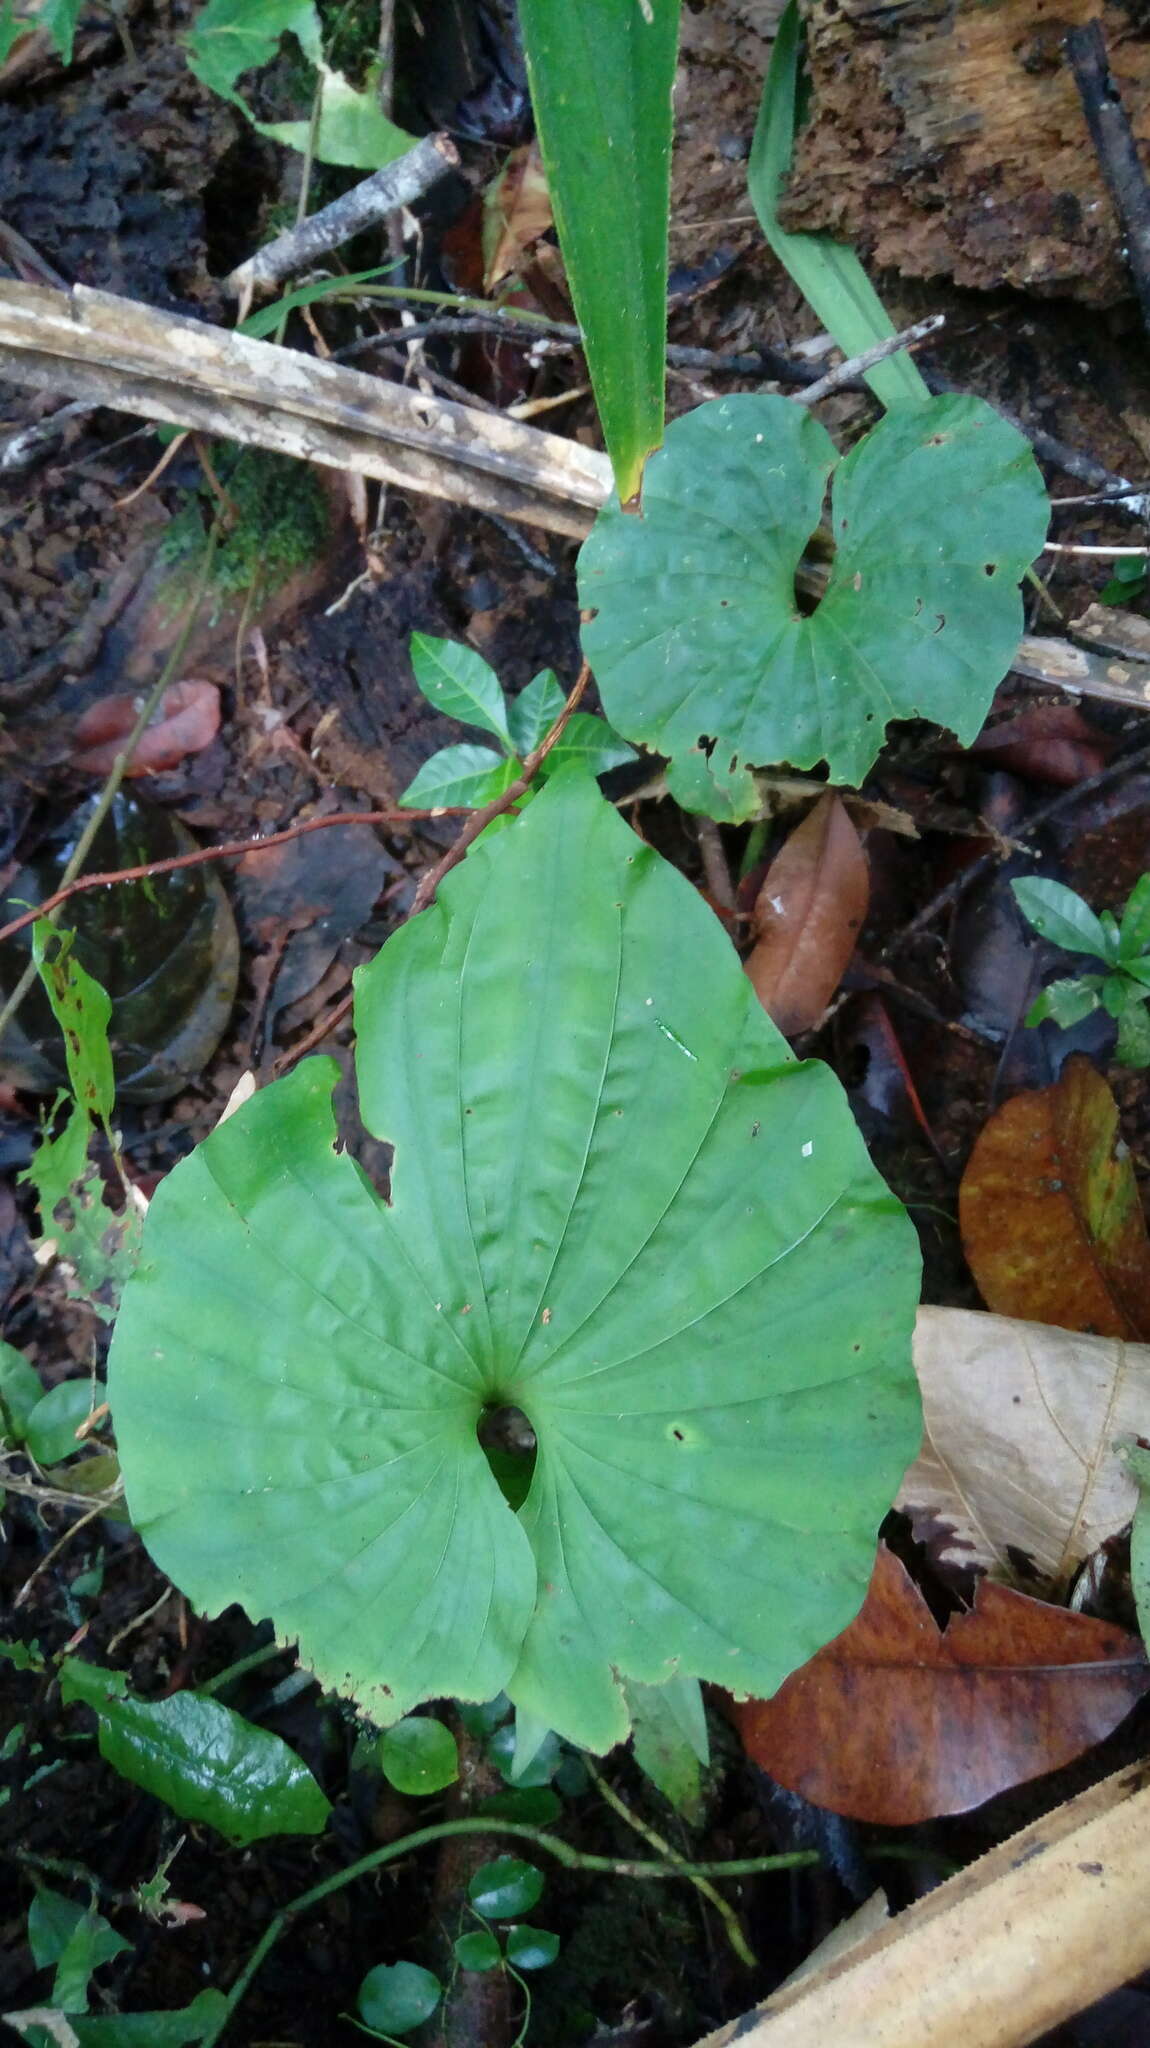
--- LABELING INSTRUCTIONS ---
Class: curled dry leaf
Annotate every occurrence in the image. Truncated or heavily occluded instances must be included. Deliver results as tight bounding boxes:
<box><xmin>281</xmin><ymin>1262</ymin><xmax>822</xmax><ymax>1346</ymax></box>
<box><xmin>71</xmin><ymin>682</ymin><xmax>221</xmax><ymax>776</ymax></box>
<box><xmin>483</xmin><ymin>140</ymin><xmax>554</xmax><ymax>291</ymax></box>
<box><xmin>959</xmin><ymin>1054</ymin><xmax>1150</xmax><ymax>1338</ymax></box>
<box><xmin>727</xmin><ymin>1543</ymin><xmax>1149</xmax><ymax>1824</ymax></box>
<box><xmin>744</xmin><ymin>793</ymin><xmax>869</xmax><ymax>1036</ymax></box>
<box><xmin>900</xmin><ymin>1305</ymin><xmax>1150</xmax><ymax>1590</ymax></box>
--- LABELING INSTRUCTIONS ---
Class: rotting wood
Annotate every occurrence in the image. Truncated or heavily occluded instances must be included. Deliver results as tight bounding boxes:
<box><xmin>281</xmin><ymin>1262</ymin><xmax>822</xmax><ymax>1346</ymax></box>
<box><xmin>784</xmin><ymin>0</ymin><xmax>1150</xmax><ymax>304</ymax></box>
<box><xmin>693</xmin><ymin>1760</ymin><xmax>1150</xmax><ymax>2048</ymax></box>
<box><xmin>0</xmin><ymin>282</ymin><xmax>612</xmax><ymax>540</ymax></box>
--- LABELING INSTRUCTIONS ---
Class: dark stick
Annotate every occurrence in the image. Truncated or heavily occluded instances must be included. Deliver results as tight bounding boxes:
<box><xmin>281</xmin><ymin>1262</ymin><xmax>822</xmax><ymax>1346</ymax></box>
<box><xmin>1067</xmin><ymin>19</ymin><xmax>1150</xmax><ymax>341</ymax></box>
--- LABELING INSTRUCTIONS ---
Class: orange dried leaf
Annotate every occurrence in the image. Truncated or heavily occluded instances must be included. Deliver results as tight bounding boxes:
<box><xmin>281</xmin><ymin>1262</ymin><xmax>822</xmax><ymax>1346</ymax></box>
<box><xmin>71</xmin><ymin>682</ymin><xmax>221</xmax><ymax>777</ymax></box>
<box><xmin>744</xmin><ymin>793</ymin><xmax>869</xmax><ymax>1035</ymax></box>
<box><xmin>959</xmin><ymin>1053</ymin><xmax>1150</xmax><ymax>1338</ymax></box>
<box><xmin>727</xmin><ymin>1544</ymin><xmax>1149</xmax><ymax>1823</ymax></box>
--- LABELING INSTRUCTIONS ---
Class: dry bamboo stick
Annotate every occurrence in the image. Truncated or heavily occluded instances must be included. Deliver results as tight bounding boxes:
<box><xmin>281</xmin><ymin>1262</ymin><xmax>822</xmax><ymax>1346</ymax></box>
<box><xmin>0</xmin><ymin>282</ymin><xmax>612</xmax><ymax>538</ymax></box>
<box><xmin>694</xmin><ymin>1761</ymin><xmax>1150</xmax><ymax>2048</ymax></box>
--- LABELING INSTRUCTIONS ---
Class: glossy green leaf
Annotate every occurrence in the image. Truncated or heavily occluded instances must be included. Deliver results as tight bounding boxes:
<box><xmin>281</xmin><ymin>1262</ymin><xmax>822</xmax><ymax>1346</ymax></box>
<box><xmin>468</xmin><ymin>1857</ymin><xmax>544</xmax><ymax>1921</ymax></box>
<box><xmin>378</xmin><ymin>1715</ymin><xmax>459</xmax><ymax>1796</ymax></box>
<box><xmin>0</xmin><ymin>1341</ymin><xmax>43</xmax><ymax>1446</ymax></box>
<box><xmin>78</xmin><ymin>1992</ymin><xmax>227</xmax><ymax>2046</ymax></box>
<box><xmin>186</xmin><ymin>0</ymin><xmax>323</xmax><ymax>110</ymax></box>
<box><xmin>24</xmin><ymin>1380</ymin><xmax>99</xmax><ymax>1467</ymax></box>
<box><xmin>259</xmin><ymin>64</ymin><xmax>416</xmax><ymax>169</ymax></box>
<box><xmin>488</xmin><ymin>1721</ymin><xmax>561</xmax><ymax>1788</ymax></box>
<box><xmin>357</xmin><ymin>1962</ymin><xmax>441</xmax><ymax>2035</ymax></box>
<box><xmin>400</xmin><ymin>746</ymin><xmax>519</xmax><ymax>811</ymax></box>
<box><xmin>625</xmin><ymin>1673</ymin><xmax>709</xmax><ymax>1819</ymax></box>
<box><xmin>1119</xmin><ymin>875</ymin><xmax>1150</xmax><ymax>961</ymax></box>
<box><xmin>518</xmin><ymin>0</ymin><xmax>680</xmax><ymax>502</ymax></box>
<box><xmin>542</xmin><ymin>714</ymin><xmax>636</xmax><ymax>779</ymax></box>
<box><xmin>504</xmin><ymin>1924</ymin><xmax>560</xmax><ymax>1971</ymax></box>
<box><xmin>476</xmin><ymin>1786</ymin><xmax>562</xmax><ymax>1826</ymax></box>
<box><xmin>507</xmin><ymin>672</ymin><xmax>566</xmax><ymax>756</ymax></box>
<box><xmin>109</xmin><ymin>773</ymin><xmax>920</xmax><ymax>1750</ymax></box>
<box><xmin>1024</xmin><ymin>978</ymin><xmax>1102</xmax><ymax>1032</ymax></box>
<box><xmin>4</xmin><ymin>1998</ymin><xmax>227</xmax><ymax>2048</ymax></box>
<box><xmin>748</xmin><ymin>1</ymin><xmax>927</xmax><ymax>412</ymax></box>
<box><xmin>39</xmin><ymin>0</ymin><xmax>83</xmax><ymax>63</ymax></box>
<box><xmin>29</xmin><ymin>1889</ymin><xmax>131</xmax><ymax>2014</ymax></box>
<box><xmin>409</xmin><ymin>635</ymin><xmax>513</xmax><ymax>747</ymax></box>
<box><xmin>665</xmin><ymin>747</ymin><xmax>761</xmax><ymax>826</ymax></box>
<box><xmin>1013</xmin><ymin>878</ymin><xmax>1114</xmax><ymax>962</ymax></box>
<box><xmin>454</xmin><ymin>1929</ymin><xmax>502</xmax><ymax>1972</ymax></box>
<box><xmin>58</xmin><ymin>1660</ymin><xmax>330</xmax><ymax>1844</ymax></box>
<box><xmin>580</xmin><ymin>392</ymin><xmax>1048</xmax><ymax>791</ymax></box>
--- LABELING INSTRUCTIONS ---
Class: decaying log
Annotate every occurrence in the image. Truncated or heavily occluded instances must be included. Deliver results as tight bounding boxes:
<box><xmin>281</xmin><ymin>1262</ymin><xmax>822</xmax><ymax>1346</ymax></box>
<box><xmin>784</xmin><ymin>0</ymin><xmax>1150</xmax><ymax>304</ymax></box>
<box><xmin>0</xmin><ymin>282</ymin><xmax>612</xmax><ymax>539</ymax></box>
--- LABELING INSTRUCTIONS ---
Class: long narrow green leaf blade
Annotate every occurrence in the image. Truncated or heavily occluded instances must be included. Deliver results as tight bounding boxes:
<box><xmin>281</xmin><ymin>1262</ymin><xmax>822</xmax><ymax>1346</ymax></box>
<box><xmin>518</xmin><ymin>0</ymin><xmax>680</xmax><ymax>502</ymax></box>
<box><xmin>748</xmin><ymin>1</ymin><xmax>928</xmax><ymax>410</ymax></box>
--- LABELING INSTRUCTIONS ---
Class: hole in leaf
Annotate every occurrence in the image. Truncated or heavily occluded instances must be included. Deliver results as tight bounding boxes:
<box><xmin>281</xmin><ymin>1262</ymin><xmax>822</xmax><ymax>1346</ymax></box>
<box><xmin>984</xmin><ymin>562</ymin><xmax>997</xmax><ymax>576</ymax></box>
<box><xmin>478</xmin><ymin>1404</ymin><xmax>537</xmax><ymax>1510</ymax></box>
<box><xmin>794</xmin><ymin>510</ymin><xmax>835</xmax><ymax>616</ymax></box>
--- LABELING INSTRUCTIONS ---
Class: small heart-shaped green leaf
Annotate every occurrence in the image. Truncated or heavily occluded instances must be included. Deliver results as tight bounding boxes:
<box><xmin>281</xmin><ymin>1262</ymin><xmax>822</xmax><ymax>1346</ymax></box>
<box><xmin>579</xmin><ymin>392</ymin><xmax>1048</xmax><ymax>794</ymax></box>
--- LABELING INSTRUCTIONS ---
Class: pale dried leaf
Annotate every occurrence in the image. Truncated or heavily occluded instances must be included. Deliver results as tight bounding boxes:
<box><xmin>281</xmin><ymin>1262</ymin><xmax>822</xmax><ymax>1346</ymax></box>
<box><xmin>902</xmin><ymin>1306</ymin><xmax>1147</xmax><ymax>1590</ymax></box>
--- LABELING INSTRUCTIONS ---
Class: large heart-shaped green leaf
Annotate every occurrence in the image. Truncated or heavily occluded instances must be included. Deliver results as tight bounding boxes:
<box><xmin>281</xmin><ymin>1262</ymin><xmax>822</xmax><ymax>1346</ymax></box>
<box><xmin>579</xmin><ymin>392</ymin><xmax>1049</xmax><ymax>793</ymax></box>
<box><xmin>109</xmin><ymin>774</ymin><xmax>920</xmax><ymax>1751</ymax></box>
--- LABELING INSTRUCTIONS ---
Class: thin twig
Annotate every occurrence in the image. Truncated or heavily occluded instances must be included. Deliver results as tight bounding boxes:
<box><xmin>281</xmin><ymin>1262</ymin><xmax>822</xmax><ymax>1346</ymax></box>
<box><xmin>1042</xmin><ymin>541</ymin><xmax>1150</xmax><ymax>557</ymax></box>
<box><xmin>587</xmin><ymin>1764</ymin><xmax>755</xmax><ymax>1970</ymax></box>
<box><xmin>0</xmin><ymin>806</ymin><xmax>463</xmax><ymax>950</ymax></box>
<box><xmin>410</xmin><ymin>663</ymin><xmax>592</xmax><ymax>914</ymax></box>
<box><xmin>882</xmin><ymin>733</ymin><xmax>1150</xmax><ymax>959</ymax></box>
<box><xmin>794</xmin><ymin>315</ymin><xmax>946</xmax><ymax>407</ymax></box>
<box><xmin>196</xmin><ymin>1816</ymin><xmax>820</xmax><ymax>2048</ymax></box>
<box><xmin>15</xmin><ymin>1496</ymin><xmax>112</xmax><ymax>1609</ymax></box>
<box><xmin>224</xmin><ymin>134</ymin><xmax>461</xmax><ymax>300</ymax></box>
<box><xmin>1067</xmin><ymin>19</ymin><xmax>1150</xmax><ymax>343</ymax></box>
<box><xmin>696</xmin><ymin>817</ymin><xmax>736</xmax><ymax>913</ymax></box>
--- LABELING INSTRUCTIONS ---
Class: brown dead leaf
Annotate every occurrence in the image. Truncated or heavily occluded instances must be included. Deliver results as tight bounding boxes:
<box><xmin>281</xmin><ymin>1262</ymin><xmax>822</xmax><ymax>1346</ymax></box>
<box><xmin>483</xmin><ymin>141</ymin><xmax>554</xmax><ymax>291</ymax></box>
<box><xmin>971</xmin><ymin>703</ymin><xmax>1114</xmax><ymax>786</ymax></box>
<box><xmin>901</xmin><ymin>1305</ymin><xmax>1150</xmax><ymax>1590</ymax></box>
<box><xmin>744</xmin><ymin>794</ymin><xmax>869</xmax><ymax>1035</ymax></box>
<box><xmin>727</xmin><ymin>1543</ymin><xmax>1149</xmax><ymax>1823</ymax></box>
<box><xmin>71</xmin><ymin>683</ymin><xmax>220</xmax><ymax>777</ymax></box>
<box><xmin>959</xmin><ymin>1055</ymin><xmax>1150</xmax><ymax>1338</ymax></box>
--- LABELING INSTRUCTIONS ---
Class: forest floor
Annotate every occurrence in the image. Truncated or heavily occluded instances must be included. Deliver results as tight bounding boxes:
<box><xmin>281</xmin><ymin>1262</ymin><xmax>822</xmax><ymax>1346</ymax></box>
<box><xmin>3</xmin><ymin>2</ymin><xmax>1150</xmax><ymax>2045</ymax></box>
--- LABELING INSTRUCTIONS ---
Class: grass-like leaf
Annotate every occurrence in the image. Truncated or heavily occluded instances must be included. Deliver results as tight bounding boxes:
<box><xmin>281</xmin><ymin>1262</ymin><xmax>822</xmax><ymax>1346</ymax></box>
<box><xmin>518</xmin><ymin>0</ymin><xmax>680</xmax><ymax>502</ymax></box>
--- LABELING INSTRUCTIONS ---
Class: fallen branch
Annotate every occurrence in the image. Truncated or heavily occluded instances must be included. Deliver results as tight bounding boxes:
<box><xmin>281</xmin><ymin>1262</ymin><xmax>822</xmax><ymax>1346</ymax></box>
<box><xmin>694</xmin><ymin>1759</ymin><xmax>1150</xmax><ymax>2048</ymax></box>
<box><xmin>1068</xmin><ymin>20</ymin><xmax>1150</xmax><ymax>344</ymax></box>
<box><xmin>224</xmin><ymin>133</ymin><xmax>459</xmax><ymax>301</ymax></box>
<box><xmin>0</xmin><ymin>283</ymin><xmax>613</xmax><ymax>538</ymax></box>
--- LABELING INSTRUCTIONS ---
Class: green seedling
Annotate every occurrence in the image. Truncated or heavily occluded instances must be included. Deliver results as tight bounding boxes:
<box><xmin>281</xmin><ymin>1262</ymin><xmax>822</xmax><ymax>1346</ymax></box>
<box><xmin>1013</xmin><ymin>873</ymin><xmax>1150</xmax><ymax>1067</ymax></box>
<box><xmin>399</xmin><ymin>635</ymin><xmax>636</xmax><ymax>809</ymax></box>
